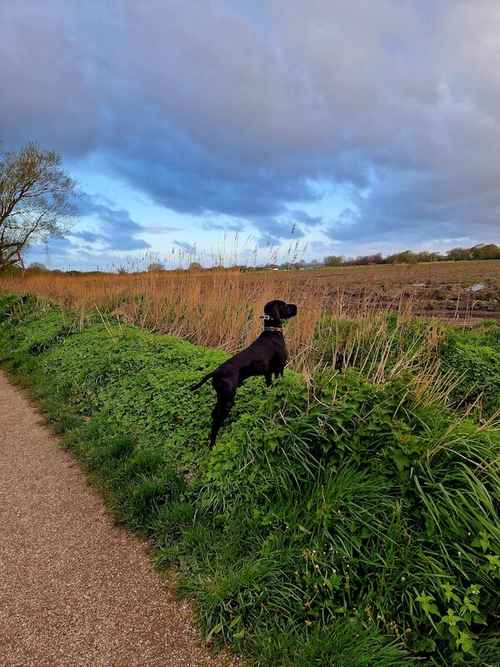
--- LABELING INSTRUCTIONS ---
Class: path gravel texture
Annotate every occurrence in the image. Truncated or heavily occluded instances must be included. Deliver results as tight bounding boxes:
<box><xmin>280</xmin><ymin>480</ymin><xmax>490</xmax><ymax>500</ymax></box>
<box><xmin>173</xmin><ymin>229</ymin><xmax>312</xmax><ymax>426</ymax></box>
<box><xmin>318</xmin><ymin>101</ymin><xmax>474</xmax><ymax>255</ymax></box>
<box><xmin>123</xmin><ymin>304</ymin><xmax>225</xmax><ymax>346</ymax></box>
<box><xmin>0</xmin><ymin>371</ymin><xmax>234</xmax><ymax>667</ymax></box>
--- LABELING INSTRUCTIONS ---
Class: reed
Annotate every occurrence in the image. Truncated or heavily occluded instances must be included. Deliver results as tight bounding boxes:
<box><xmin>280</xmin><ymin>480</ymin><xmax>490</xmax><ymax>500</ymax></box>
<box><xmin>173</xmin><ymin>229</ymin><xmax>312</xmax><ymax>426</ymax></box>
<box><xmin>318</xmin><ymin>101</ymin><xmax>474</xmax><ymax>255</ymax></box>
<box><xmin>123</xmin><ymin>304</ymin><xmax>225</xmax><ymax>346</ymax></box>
<box><xmin>0</xmin><ymin>265</ymin><xmax>467</xmax><ymax>390</ymax></box>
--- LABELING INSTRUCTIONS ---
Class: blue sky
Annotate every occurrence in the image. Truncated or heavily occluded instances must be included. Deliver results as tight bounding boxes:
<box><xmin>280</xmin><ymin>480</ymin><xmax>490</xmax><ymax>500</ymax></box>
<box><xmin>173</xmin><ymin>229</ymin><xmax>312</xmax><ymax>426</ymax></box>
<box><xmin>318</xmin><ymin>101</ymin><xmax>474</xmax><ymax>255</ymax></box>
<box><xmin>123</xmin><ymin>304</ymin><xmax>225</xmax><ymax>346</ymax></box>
<box><xmin>1</xmin><ymin>1</ymin><xmax>499</xmax><ymax>270</ymax></box>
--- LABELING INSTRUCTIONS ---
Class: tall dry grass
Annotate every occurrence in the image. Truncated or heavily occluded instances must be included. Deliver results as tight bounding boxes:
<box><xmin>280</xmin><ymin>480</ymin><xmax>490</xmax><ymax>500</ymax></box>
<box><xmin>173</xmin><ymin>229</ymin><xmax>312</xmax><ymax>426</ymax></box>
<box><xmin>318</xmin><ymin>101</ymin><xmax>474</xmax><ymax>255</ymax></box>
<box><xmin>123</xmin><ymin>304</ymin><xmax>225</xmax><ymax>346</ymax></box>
<box><xmin>0</xmin><ymin>268</ymin><xmax>326</xmax><ymax>352</ymax></box>
<box><xmin>0</xmin><ymin>267</ymin><xmax>455</xmax><ymax>392</ymax></box>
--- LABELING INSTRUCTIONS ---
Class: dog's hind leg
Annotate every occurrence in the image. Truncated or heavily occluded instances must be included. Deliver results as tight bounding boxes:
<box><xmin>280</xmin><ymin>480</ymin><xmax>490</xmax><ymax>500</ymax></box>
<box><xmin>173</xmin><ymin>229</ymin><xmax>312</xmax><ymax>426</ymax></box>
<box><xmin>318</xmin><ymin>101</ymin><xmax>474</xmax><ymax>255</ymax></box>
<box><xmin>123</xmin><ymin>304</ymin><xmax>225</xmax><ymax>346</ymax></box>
<box><xmin>274</xmin><ymin>366</ymin><xmax>284</xmax><ymax>380</ymax></box>
<box><xmin>265</xmin><ymin>372</ymin><xmax>272</xmax><ymax>387</ymax></box>
<box><xmin>209</xmin><ymin>391</ymin><xmax>235</xmax><ymax>447</ymax></box>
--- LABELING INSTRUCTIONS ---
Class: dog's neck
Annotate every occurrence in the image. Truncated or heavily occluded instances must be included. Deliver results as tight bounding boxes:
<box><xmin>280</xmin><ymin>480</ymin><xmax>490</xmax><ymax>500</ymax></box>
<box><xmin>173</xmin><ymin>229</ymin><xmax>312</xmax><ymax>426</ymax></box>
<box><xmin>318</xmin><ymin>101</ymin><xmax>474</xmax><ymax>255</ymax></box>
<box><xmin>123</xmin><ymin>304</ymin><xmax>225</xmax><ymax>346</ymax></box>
<box><xmin>262</xmin><ymin>315</ymin><xmax>283</xmax><ymax>333</ymax></box>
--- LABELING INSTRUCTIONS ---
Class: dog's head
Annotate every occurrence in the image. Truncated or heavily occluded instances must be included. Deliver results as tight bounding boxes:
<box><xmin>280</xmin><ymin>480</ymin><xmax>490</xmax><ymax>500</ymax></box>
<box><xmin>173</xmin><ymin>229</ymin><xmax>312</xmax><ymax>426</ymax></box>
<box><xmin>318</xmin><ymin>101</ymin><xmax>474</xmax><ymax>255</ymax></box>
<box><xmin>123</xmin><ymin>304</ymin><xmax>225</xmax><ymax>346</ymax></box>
<box><xmin>263</xmin><ymin>300</ymin><xmax>297</xmax><ymax>322</ymax></box>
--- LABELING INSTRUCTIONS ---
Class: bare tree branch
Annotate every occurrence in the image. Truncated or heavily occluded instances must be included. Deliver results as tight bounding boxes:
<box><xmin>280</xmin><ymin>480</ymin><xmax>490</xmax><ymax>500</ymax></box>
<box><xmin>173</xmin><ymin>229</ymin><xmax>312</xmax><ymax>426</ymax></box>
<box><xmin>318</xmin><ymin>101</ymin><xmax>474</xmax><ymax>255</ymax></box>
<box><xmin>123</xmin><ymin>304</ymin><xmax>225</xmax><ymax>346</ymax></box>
<box><xmin>0</xmin><ymin>143</ymin><xmax>76</xmax><ymax>271</ymax></box>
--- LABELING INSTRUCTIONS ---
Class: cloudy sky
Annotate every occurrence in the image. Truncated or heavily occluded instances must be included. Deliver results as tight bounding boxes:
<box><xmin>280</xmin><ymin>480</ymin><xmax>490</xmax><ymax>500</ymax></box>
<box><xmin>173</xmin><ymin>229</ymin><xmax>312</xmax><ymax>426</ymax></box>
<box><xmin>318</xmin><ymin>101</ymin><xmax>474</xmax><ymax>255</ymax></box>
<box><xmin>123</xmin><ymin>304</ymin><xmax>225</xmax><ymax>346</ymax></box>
<box><xmin>1</xmin><ymin>1</ymin><xmax>499</xmax><ymax>269</ymax></box>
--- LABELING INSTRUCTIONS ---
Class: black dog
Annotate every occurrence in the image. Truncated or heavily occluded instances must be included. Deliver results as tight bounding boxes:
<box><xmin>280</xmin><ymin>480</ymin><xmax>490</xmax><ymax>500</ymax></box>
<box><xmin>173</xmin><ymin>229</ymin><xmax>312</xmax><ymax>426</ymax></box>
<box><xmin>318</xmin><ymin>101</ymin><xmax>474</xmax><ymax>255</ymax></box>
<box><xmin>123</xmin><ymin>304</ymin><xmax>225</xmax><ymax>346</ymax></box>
<box><xmin>190</xmin><ymin>300</ymin><xmax>297</xmax><ymax>446</ymax></box>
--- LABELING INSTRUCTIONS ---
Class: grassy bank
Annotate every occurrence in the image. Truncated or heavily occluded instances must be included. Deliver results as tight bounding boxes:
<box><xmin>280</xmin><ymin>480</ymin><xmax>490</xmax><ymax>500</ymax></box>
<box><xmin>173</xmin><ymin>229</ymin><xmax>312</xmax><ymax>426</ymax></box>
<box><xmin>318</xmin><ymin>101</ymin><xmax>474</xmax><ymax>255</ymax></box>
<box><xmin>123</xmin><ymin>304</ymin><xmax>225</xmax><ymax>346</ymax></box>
<box><xmin>0</xmin><ymin>294</ymin><xmax>499</xmax><ymax>666</ymax></box>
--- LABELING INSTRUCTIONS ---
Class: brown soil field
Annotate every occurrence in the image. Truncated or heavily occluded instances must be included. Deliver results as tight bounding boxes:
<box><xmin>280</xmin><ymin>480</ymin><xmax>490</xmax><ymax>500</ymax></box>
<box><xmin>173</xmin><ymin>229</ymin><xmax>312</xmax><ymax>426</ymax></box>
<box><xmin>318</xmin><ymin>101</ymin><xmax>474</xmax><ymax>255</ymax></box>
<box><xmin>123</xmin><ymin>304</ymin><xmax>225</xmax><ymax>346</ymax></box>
<box><xmin>291</xmin><ymin>260</ymin><xmax>500</xmax><ymax>319</ymax></box>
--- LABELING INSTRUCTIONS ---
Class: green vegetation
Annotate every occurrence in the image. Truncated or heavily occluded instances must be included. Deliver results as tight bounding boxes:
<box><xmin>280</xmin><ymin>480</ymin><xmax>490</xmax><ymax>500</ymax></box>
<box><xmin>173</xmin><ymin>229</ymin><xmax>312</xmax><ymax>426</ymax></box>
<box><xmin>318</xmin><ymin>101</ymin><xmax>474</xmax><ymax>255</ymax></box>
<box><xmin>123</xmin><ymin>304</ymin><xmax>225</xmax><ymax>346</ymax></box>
<box><xmin>0</xmin><ymin>294</ymin><xmax>499</xmax><ymax>666</ymax></box>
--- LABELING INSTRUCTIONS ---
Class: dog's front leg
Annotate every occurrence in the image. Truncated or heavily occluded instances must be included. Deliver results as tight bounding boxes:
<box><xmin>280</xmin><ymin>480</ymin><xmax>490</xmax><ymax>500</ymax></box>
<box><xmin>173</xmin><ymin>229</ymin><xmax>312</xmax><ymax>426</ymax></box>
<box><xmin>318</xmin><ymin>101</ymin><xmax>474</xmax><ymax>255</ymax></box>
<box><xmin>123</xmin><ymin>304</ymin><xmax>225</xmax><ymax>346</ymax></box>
<box><xmin>265</xmin><ymin>372</ymin><xmax>273</xmax><ymax>387</ymax></box>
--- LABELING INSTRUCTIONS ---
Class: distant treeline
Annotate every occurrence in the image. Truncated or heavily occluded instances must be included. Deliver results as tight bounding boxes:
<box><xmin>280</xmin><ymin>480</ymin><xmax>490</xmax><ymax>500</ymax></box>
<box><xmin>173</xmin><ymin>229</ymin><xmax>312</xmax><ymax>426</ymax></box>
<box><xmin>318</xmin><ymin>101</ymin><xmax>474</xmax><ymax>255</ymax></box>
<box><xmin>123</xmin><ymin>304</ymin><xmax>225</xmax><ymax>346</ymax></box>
<box><xmin>322</xmin><ymin>243</ymin><xmax>500</xmax><ymax>267</ymax></box>
<box><xmin>3</xmin><ymin>243</ymin><xmax>500</xmax><ymax>276</ymax></box>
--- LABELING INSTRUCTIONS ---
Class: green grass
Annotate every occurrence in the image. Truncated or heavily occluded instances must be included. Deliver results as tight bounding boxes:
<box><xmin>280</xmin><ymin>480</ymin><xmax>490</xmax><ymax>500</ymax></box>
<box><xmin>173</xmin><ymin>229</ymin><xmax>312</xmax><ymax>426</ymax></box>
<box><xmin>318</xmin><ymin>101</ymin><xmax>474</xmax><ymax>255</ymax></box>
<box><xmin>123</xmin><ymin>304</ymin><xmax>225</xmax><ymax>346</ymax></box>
<box><xmin>0</xmin><ymin>293</ymin><xmax>499</xmax><ymax>666</ymax></box>
<box><xmin>440</xmin><ymin>323</ymin><xmax>500</xmax><ymax>417</ymax></box>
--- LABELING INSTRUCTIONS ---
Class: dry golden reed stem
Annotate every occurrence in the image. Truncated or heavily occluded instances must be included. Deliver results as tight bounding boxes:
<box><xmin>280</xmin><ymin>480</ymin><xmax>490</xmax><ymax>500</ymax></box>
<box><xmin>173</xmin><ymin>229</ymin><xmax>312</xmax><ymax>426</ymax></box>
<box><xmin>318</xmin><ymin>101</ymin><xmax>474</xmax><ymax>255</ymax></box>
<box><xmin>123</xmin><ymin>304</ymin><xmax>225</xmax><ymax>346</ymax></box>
<box><xmin>0</xmin><ymin>266</ymin><xmax>466</xmax><ymax>395</ymax></box>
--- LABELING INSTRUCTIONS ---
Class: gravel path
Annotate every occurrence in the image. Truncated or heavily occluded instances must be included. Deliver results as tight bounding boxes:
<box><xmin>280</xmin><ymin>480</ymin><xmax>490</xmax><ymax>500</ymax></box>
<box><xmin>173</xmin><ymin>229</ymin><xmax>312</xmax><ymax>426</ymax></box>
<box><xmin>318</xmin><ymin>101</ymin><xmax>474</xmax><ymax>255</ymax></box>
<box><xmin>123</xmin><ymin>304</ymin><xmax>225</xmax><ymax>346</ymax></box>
<box><xmin>0</xmin><ymin>371</ymin><xmax>234</xmax><ymax>667</ymax></box>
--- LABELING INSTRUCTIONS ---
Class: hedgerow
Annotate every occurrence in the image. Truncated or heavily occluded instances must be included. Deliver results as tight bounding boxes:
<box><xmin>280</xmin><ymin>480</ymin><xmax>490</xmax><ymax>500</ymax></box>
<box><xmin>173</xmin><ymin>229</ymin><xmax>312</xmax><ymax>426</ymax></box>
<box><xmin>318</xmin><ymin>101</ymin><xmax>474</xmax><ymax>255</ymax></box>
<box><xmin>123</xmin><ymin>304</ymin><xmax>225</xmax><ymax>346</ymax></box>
<box><xmin>0</xmin><ymin>293</ymin><xmax>498</xmax><ymax>666</ymax></box>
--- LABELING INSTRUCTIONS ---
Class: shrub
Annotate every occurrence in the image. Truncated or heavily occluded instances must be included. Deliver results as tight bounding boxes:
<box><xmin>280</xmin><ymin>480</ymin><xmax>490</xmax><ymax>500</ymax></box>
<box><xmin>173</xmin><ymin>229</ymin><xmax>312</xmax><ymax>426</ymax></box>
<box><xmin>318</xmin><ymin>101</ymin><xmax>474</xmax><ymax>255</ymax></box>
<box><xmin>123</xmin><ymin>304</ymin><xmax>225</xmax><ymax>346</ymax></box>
<box><xmin>441</xmin><ymin>325</ymin><xmax>500</xmax><ymax>416</ymax></box>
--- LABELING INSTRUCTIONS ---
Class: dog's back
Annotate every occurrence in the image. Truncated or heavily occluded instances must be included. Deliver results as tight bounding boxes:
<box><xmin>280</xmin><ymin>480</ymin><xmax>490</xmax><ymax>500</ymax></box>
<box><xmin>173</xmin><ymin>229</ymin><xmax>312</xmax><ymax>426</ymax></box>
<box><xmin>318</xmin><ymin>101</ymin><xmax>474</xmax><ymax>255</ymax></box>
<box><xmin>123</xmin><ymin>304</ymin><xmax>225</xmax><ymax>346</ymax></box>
<box><xmin>190</xmin><ymin>300</ymin><xmax>297</xmax><ymax>445</ymax></box>
<box><xmin>212</xmin><ymin>330</ymin><xmax>286</xmax><ymax>388</ymax></box>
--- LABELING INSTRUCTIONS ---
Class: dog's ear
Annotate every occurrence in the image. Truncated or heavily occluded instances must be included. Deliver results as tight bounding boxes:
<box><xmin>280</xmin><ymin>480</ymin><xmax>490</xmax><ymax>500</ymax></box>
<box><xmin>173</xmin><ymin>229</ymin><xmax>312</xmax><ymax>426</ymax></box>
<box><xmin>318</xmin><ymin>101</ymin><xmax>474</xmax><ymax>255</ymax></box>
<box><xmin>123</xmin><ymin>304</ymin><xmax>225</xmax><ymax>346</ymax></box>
<box><xmin>263</xmin><ymin>300</ymin><xmax>282</xmax><ymax>320</ymax></box>
<box><xmin>287</xmin><ymin>303</ymin><xmax>297</xmax><ymax>318</ymax></box>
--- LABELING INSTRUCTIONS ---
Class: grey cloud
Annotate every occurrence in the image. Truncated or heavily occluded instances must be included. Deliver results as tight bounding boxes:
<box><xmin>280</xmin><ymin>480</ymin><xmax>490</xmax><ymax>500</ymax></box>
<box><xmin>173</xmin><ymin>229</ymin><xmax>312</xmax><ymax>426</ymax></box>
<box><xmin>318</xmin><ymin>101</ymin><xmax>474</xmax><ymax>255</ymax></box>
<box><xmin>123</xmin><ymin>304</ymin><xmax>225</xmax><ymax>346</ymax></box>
<box><xmin>71</xmin><ymin>230</ymin><xmax>102</xmax><ymax>243</ymax></box>
<box><xmin>2</xmin><ymin>1</ymin><xmax>500</xmax><ymax>250</ymax></box>
<box><xmin>26</xmin><ymin>236</ymin><xmax>117</xmax><ymax>271</ymax></box>
<box><xmin>75</xmin><ymin>193</ymin><xmax>150</xmax><ymax>251</ymax></box>
<box><xmin>325</xmin><ymin>168</ymin><xmax>500</xmax><ymax>247</ymax></box>
<box><xmin>246</xmin><ymin>216</ymin><xmax>307</xmax><ymax>247</ymax></box>
<box><xmin>173</xmin><ymin>240</ymin><xmax>197</xmax><ymax>254</ymax></box>
<box><xmin>202</xmin><ymin>219</ymin><xmax>245</xmax><ymax>233</ymax></box>
<box><xmin>289</xmin><ymin>210</ymin><xmax>325</xmax><ymax>227</ymax></box>
<box><xmin>142</xmin><ymin>224</ymin><xmax>181</xmax><ymax>234</ymax></box>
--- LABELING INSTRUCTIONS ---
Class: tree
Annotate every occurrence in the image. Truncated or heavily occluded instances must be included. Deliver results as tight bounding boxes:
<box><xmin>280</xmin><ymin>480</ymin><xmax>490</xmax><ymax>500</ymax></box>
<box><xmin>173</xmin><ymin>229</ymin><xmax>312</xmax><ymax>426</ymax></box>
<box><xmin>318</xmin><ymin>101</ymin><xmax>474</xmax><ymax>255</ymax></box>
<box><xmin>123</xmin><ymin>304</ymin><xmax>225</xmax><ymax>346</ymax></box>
<box><xmin>415</xmin><ymin>251</ymin><xmax>441</xmax><ymax>263</ymax></box>
<box><xmin>385</xmin><ymin>250</ymin><xmax>419</xmax><ymax>264</ymax></box>
<box><xmin>351</xmin><ymin>253</ymin><xmax>384</xmax><ymax>266</ymax></box>
<box><xmin>0</xmin><ymin>143</ymin><xmax>75</xmax><ymax>271</ymax></box>
<box><xmin>446</xmin><ymin>247</ymin><xmax>471</xmax><ymax>261</ymax></box>
<box><xmin>323</xmin><ymin>255</ymin><xmax>344</xmax><ymax>267</ymax></box>
<box><xmin>470</xmin><ymin>244</ymin><xmax>500</xmax><ymax>260</ymax></box>
<box><xmin>27</xmin><ymin>262</ymin><xmax>48</xmax><ymax>272</ymax></box>
<box><xmin>188</xmin><ymin>261</ymin><xmax>203</xmax><ymax>270</ymax></box>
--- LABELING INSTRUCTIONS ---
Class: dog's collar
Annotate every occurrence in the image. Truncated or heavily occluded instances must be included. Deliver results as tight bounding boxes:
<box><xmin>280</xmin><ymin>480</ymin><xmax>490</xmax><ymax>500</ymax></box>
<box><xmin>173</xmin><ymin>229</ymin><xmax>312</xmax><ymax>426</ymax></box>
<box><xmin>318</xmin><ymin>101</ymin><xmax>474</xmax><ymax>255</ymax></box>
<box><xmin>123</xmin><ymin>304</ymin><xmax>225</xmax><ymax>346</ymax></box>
<box><xmin>261</xmin><ymin>314</ymin><xmax>283</xmax><ymax>332</ymax></box>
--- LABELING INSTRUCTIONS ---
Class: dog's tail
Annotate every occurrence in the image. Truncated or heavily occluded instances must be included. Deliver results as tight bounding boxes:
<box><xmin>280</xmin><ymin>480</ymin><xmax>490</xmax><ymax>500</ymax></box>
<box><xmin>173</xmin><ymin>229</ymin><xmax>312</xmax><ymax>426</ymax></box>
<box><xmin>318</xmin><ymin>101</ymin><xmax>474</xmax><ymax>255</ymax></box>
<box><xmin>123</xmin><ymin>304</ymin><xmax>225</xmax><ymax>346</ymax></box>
<box><xmin>189</xmin><ymin>370</ymin><xmax>215</xmax><ymax>391</ymax></box>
